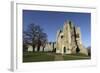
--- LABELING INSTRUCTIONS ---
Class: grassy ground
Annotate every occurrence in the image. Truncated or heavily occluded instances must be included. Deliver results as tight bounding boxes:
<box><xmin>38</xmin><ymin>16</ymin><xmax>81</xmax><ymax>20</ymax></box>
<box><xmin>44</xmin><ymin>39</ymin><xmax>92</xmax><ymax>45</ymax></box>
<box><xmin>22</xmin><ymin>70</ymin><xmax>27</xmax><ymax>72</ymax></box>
<box><xmin>23</xmin><ymin>52</ymin><xmax>55</xmax><ymax>62</ymax></box>
<box><xmin>23</xmin><ymin>52</ymin><xmax>90</xmax><ymax>62</ymax></box>
<box><xmin>63</xmin><ymin>54</ymin><xmax>90</xmax><ymax>60</ymax></box>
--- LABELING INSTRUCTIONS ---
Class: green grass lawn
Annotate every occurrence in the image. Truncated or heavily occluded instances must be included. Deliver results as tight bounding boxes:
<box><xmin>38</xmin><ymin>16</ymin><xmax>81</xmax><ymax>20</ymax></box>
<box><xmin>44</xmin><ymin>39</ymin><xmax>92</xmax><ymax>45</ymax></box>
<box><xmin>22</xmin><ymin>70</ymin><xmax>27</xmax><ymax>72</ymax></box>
<box><xmin>23</xmin><ymin>52</ymin><xmax>55</xmax><ymax>62</ymax></box>
<box><xmin>63</xmin><ymin>54</ymin><xmax>90</xmax><ymax>60</ymax></box>
<box><xmin>23</xmin><ymin>52</ymin><xmax>90</xmax><ymax>62</ymax></box>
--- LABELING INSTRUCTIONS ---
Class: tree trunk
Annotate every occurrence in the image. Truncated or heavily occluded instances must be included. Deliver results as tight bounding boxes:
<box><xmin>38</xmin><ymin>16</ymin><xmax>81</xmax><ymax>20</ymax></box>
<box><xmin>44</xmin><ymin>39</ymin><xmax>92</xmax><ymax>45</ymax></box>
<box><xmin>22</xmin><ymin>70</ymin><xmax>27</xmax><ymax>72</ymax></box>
<box><xmin>42</xmin><ymin>47</ymin><xmax>45</xmax><ymax>52</ymax></box>
<box><xmin>37</xmin><ymin>45</ymin><xmax>40</xmax><ymax>52</ymax></box>
<box><xmin>37</xmin><ymin>39</ymin><xmax>41</xmax><ymax>52</ymax></box>
<box><xmin>32</xmin><ymin>45</ymin><xmax>35</xmax><ymax>52</ymax></box>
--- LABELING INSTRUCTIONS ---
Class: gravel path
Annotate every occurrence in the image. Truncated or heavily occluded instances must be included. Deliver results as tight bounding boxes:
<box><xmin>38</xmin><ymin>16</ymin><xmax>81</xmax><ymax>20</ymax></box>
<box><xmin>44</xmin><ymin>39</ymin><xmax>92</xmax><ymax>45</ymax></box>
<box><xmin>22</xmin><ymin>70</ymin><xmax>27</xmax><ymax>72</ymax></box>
<box><xmin>54</xmin><ymin>54</ymin><xmax>64</xmax><ymax>61</ymax></box>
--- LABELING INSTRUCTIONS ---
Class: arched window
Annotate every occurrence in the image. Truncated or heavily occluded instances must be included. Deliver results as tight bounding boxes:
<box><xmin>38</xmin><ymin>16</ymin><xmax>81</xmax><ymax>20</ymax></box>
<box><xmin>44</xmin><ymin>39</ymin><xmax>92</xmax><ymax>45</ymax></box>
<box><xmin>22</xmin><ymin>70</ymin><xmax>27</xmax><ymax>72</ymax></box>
<box><xmin>61</xmin><ymin>35</ymin><xmax>63</xmax><ymax>39</ymax></box>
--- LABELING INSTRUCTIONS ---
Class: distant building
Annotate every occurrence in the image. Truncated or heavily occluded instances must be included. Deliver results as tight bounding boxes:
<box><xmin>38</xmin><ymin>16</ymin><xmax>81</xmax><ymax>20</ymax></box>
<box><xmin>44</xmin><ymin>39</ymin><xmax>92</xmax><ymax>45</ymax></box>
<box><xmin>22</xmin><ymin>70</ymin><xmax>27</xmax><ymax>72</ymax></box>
<box><xmin>44</xmin><ymin>42</ymin><xmax>56</xmax><ymax>52</ymax></box>
<box><xmin>27</xmin><ymin>45</ymin><xmax>33</xmax><ymax>52</ymax></box>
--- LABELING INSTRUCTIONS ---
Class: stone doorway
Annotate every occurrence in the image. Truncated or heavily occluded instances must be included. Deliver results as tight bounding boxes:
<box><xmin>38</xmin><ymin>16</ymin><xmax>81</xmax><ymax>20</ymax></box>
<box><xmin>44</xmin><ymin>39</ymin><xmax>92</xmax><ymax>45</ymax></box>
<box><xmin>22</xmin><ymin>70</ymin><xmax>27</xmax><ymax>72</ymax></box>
<box><xmin>63</xmin><ymin>47</ymin><xmax>66</xmax><ymax>54</ymax></box>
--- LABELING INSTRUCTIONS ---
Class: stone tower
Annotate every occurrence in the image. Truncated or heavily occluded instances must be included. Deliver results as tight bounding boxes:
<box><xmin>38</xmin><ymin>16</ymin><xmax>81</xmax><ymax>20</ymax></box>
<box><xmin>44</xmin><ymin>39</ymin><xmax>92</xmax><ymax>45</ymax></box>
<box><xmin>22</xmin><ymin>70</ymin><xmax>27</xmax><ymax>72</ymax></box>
<box><xmin>56</xmin><ymin>20</ymin><xmax>88</xmax><ymax>55</ymax></box>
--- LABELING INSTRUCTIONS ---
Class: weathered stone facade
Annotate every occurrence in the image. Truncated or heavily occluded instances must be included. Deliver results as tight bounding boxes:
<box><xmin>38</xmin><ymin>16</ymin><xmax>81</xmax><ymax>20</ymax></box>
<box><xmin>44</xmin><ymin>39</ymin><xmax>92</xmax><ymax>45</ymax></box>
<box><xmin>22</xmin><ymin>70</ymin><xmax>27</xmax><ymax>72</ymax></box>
<box><xmin>56</xmin><ymin>21</ymin><xmax>88</xmax><ymax>55</ymax></box>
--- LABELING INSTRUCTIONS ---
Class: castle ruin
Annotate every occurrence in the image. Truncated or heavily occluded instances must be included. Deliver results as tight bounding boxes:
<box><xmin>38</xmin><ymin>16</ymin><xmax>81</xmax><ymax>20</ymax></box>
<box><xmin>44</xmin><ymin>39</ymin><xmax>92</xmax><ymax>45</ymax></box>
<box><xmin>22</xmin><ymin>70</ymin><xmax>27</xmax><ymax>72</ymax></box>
<box><xmin>27</xmin><ymin>20</ymin><xmax>88</xmax><ymax>55</ymax></box>
<box><xmin>55</xmin><ymin>21</ymin><xmax>88</xmax><ymax>55</ymax></box>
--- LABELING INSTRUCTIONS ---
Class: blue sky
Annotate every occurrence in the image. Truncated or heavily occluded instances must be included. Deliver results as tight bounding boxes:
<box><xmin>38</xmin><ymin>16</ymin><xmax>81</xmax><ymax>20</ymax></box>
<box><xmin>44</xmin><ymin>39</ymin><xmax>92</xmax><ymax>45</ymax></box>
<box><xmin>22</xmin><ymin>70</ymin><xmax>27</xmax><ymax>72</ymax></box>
<box><xmin>23</xmin><ymin>10</ymin><xmax>91</xmax><ymax>47</ymax></box>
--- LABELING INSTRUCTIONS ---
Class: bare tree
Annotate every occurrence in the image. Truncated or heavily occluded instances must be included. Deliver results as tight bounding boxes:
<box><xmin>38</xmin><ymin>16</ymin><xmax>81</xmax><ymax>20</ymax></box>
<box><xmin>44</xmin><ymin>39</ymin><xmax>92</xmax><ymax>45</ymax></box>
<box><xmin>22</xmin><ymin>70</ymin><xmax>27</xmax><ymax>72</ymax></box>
<box><xmin>34</xmin><ymin>25</ymin><xmax>48</xmax><ymax>51</ymax></box>
<box><xmin>23</xmin><ymin>23</ymin><xmax>48</xmax><ymax>52</ymax></box>
<box><xmin>41</xmin><ymin>33</ymin><xmax>48</xmax><ymax>52</ymax></box>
